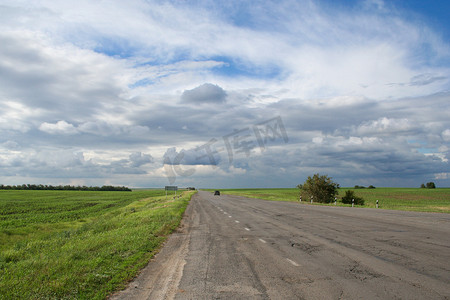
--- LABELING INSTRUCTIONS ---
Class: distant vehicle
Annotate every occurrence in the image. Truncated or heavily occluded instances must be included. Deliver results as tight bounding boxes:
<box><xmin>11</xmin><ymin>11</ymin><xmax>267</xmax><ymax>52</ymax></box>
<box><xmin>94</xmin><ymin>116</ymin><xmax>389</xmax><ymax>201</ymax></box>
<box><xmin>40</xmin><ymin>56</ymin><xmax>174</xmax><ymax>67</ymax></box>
<box><xmin>214</xmin><ymin>190</ymin><xmax>220</xmax><ymax>196</ymax></box>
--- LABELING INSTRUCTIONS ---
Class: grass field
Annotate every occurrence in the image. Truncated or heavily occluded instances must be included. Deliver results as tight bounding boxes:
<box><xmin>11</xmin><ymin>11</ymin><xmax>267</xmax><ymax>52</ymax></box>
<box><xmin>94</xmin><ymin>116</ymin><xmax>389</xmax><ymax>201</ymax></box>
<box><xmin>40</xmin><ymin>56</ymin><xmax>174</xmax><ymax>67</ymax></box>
<box><xmin>0</xmin><ymin>189</ymin><xmax>195</xmax><ymax>299</ymax></box>
<box><xmin>209</xmin><ymin>188</ymin><xmax>450</xmax><ymax>213</ymax></box>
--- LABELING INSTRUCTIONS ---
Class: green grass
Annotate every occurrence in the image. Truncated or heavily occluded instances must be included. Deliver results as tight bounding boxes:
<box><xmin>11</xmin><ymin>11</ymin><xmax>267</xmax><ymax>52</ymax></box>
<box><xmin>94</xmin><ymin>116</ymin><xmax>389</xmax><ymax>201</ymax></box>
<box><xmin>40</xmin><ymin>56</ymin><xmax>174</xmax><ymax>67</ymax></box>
<box><xmin>0</xmin><ymin>189</ymin><xmax>195</xmax><ymax>299</ymax></box>
<box><xmin>207</xmin><ymin>188</ymin><xmax>450</xmax><ymax>213</ymax></box>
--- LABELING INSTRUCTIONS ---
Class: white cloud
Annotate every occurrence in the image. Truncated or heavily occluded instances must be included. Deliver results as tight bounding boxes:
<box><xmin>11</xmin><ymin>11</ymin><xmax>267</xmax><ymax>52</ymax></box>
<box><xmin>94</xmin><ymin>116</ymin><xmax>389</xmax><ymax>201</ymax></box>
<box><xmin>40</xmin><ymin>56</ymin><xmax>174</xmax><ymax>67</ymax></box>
<box><xmin>0</xmin><ymin>0</ymin><xmax>449</xmax><ymax>187</ymax></box>
<box><xmin>434</xmin><ymin>173</ymin><xmax>449</xmax><ymax>180</ymax></box>
<box><xmin>312</xmin><ymin>136</ymin><xmax>323</xmax><ymax>144</ymax></box>
<box><xmin>0</xmin><ymin>148</ymin><xmax>155</xmax><ymax>179</ymax></box>
<box><xmin>442</xmin><ymin>129</ymin><xmax>450</xmax><ymax>142</ymax></box>
<box><xmin>0</xmin><ymin>101</ymin><xmax>42</xmax><ymax>133</ymax></box>
<box><xmin>424</xmin><ymin>153</ymin><xmax>448</xmax><ymax>163</ymax></box>
<box><xmin>78</xmin><ymin>121</ymin><xmax>150</xmax><ymax>137</ymax></box>
<box><xmin>39</xmin><ymin>120</ymin><xmax>78</xmax><ymax>135</ymax></box>
<box><xmin>228</xmin><ymin>165</ymin><xmax>247</xmax><ymax>175</ymax></box>
<box><xmin>129</xmin><ymin>152</ymin><xmax>153</xmax><ymax>167</ymax></box>
<box><xmin>36</xmin><ymin>120</ymin><xmax>151</xmax><ymax>137</ymax></box>
<box><xmin>356</xmin><ymin>117</ymin><xmax>414</xmax><ymax>135</ymax></box>
<box><xmin>2</xmin><ymin>0</ymin><xmax>448</xmax><ymax>101</ymax></box>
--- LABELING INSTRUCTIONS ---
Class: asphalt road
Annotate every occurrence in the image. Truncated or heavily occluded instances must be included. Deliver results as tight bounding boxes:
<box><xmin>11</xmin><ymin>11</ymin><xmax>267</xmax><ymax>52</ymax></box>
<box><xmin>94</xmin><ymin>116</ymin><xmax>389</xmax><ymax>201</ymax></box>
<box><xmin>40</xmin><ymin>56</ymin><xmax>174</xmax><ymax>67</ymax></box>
<box><xmin>111</xmin><ymin>190</ymin><xmax>450</xmax><ymax>300</ymax></box>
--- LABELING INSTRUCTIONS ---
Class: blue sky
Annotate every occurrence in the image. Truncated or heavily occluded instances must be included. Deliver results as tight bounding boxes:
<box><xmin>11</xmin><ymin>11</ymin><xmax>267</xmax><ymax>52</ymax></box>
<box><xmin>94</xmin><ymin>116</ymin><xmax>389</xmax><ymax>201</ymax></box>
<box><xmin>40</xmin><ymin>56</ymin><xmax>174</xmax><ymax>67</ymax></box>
<box><xmin>0</xmin><ymin>0</ymin><xmax>449</xmax><ymax>188</ymax></box>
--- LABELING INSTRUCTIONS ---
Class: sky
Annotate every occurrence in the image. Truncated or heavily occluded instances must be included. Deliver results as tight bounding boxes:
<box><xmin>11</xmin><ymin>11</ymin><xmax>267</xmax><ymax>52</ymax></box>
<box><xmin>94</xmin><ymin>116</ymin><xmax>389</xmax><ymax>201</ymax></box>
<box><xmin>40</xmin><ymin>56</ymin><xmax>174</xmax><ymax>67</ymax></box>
<box><xmin>0</xmin><ymin>0</ymin><xmax>449</xmax><ymax>188</ymax></box>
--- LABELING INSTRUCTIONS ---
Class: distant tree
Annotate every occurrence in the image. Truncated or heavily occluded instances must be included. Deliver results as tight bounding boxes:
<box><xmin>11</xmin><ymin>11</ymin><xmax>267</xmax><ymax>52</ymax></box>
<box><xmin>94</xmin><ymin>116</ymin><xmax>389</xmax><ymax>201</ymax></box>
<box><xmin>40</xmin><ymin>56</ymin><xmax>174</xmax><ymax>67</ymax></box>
<box><xmin>420</xmin><ymin>183</ymin><xmax>426</xmax><ymax>188</ymax></box>
<box><xmin>368</xmin><ymin>185</ymin><xmax>376</xmax><ymax>189</ymax></box>
<box><xmin>298</xmin><ymin>174</ymin><xmax>339</xmax><ymax>203</ymax></box>
<box><xmin>426</xmin><ymin>182</ymin><xmax>436</xmax><ymax>189</ymax></box>
<box><xmin>354</xmin><ymin>185</ymin><xmax>366</xmax><ymax>189</ymax></box>
<box><xmin>341</xmin><ymin>190</ymin><xmax>365</xmax><ymax>205</ymax></box>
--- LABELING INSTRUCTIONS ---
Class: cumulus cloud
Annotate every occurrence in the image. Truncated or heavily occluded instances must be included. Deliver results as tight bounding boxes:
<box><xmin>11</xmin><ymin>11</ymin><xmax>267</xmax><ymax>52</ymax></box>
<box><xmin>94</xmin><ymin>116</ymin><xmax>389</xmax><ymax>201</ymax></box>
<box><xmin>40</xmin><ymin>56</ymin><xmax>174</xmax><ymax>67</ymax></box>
<box><xmin>181</xmin><ymin>83</ymin><xmax>227</xmax><ymax>104</ymax></box>
<box><xmin>37</xmin><ymin>120</ymin><xmax>151</xmax><ymax>139</ymax></box>
<box><xmin>0</xmin><ymin>30</ymin><xmax>127</xmax><ymax>113</ymax></box>
<box><xmin>443</xmin><ymin>129</ymin><xmax>450</xmax><ymax>142</ymax></box>
<box><xmin>78</xmin><ymin>121</ymin><xmax>150</xmax><ymax>137</ymax></box>
<box><xmin>356</xmin><ymin>117</ymin><xmax>415</xmax><ymax>136</ymax></box>
<box><xmin>0</xmin><ymin>149</ymin><xmax>154</xmax><ymax>179</ymax></box>
<box><xmin>163</xmin><ymin>146</ymin><xmax>222</xmax><ymax>166</ymax></box>
<box><xmin>0</xmin><ymin>0</ymin><xmax>449</xmax><ymax>187</ymax></box>
<box><xmin>435</xmin><ymin>173</ymin><xmax>449</xmax><ymax>180</ymax></box>
<box><xmin>129</xmin><ymin>152</ymin><xmax>153</xmax><ymax>167</ymax></box>
<box><xmin>39</xmin><ymin>121</ymin><xmax>78</xmax><ymax>135</ymax></box>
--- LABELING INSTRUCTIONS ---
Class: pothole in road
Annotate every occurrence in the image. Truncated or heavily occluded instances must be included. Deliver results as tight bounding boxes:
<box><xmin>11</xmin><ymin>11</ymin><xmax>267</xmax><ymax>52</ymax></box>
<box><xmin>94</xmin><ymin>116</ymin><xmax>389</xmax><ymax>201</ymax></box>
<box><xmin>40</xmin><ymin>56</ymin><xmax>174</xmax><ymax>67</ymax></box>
<box><xmin>347</xmin><ymin>263</ymin><xmax>384</xmax><ymax>281</ymax></box>
<box><xmin>290</xmin><ymin>240</ymin><xmax>322</xmax><ymax>254</ymax></box>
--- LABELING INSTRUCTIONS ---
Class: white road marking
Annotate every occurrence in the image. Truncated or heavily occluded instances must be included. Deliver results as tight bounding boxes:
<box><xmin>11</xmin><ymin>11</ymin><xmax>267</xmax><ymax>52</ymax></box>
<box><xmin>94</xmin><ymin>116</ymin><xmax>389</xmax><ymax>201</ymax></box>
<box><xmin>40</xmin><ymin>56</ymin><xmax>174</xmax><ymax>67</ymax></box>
<box><xmin>228</xmin><ymin>215</ymin><xmax>232</xmax><ymax>218</ymax></box>
<box><xmin>286</xmin><ymin>258</ymin><xmax>300</xmax><ymax>267</ymax></box>
<box><xmin>244</xmin><ymin>227</ymin><xmax>250</xmax><ymax>231</ymax></box>
<box><xmin>259</xmin><ymin>238</ymin><xmax>267</xmax><ymax>244</ymax></box>
<box><xmin>235</xmin><ymin>220</ymin><xmax>240</xmax><ymax>223</ymax></box>
<box><xmin>223</xmin><ymin>212</ymin><xmax>227</xmax><ymax>214</ymax></box>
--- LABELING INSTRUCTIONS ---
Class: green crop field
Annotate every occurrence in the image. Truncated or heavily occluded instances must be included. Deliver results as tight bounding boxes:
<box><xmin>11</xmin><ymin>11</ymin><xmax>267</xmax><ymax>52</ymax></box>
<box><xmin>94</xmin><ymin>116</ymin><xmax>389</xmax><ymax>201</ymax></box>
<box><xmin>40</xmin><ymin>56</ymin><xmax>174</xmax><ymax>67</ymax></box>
<box><xmin>208</xmin><ymin>188</ymin><xmax>450</xmax><ymax>213</ymax></box>
<box><xmin>0</xmin><ymin>189</ymin><xmax>195</xmax><ymax>299</ymax></box>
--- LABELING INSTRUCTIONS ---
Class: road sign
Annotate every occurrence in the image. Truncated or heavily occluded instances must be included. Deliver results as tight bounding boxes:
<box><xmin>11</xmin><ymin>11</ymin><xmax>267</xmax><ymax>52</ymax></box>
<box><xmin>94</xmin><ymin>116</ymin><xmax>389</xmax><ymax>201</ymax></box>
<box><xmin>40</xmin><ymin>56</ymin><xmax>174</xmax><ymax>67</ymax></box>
<box><xmin>165</xmin><ymin>186</ymin><xmax>178</xmax><ymax>199</ymax></box>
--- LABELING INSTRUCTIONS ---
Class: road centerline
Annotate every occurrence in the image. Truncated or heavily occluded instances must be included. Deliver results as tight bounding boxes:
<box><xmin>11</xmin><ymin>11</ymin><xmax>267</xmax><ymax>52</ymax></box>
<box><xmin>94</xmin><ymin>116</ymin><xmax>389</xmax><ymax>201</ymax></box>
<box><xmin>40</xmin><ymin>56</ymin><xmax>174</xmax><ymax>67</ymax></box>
<box><xmin>286</xmin><ymin>258</ymin><xmax>300</xmax><ymax>267</ymax></box>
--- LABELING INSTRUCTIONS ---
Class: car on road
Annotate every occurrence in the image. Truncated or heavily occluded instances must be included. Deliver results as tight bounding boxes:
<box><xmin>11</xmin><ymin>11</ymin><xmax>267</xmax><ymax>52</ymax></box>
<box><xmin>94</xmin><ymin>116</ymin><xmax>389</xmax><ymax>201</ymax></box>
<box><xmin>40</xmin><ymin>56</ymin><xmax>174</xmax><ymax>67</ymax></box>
<box><xmin>214</xmin><ymin>190</ymin><xmax>220</xmax><ymax>196</ymax></box>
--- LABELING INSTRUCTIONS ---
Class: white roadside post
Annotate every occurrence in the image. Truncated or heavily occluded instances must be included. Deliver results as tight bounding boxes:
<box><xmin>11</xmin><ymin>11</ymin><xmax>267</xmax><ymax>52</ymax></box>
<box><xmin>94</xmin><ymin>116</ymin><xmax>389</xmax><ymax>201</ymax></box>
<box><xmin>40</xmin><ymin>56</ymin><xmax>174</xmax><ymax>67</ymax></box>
<box><xmin>299</xmin><ymin>195</ymin><xmax>302</xmax><ymax>203</ymax></box>
<box><xmin>310</xmin><ymin>196</ymin><xmax>313</xmax><ymax>204</ymax></box>
<box><xmin>334</xmin><ymin>197</ymin><xmax>337</xmax><ymax>205</ymax></box>
<box><xmin>376</xmin><ymin>200</ymin><xmax>379</xmax><ymax>209</ymax></box>
<box><xmin>352</xmin><ymin>198</ymin><xmax>354</xmax><ymax>208</ymax></box>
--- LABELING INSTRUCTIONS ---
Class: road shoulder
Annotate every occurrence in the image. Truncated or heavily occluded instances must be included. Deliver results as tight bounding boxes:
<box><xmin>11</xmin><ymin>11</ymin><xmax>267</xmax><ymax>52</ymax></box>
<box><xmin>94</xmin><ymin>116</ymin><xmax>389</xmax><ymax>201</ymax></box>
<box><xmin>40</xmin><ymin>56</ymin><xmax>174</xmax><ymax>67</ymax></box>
<box><xmin>109</xmin><ymin>194</ymin><xmax>196</xmax><ymax>300</ymax></box>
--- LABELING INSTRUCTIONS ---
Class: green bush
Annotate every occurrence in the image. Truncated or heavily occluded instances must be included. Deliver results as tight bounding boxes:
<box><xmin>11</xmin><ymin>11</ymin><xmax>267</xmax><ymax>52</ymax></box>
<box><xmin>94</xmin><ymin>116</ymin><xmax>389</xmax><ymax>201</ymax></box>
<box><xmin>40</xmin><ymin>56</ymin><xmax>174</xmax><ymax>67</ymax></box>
<box><xmin>341</xmin><ymin>190</ymin><xmax>365</xmax><ymax>205</ymax></box>
<box><xmin>421</xmin><ymin>182</ymin><xmax>436</xmax><ymax>188</ymax></box>
<box><xmin>426</xmin><ymin>182</ymin><xmax>436</xmax><ymax>189</ymax></box>
<box><xmin>298</xmin><ymin>174</ymin><xmax>339</xmax><ymax>203</ymax></box>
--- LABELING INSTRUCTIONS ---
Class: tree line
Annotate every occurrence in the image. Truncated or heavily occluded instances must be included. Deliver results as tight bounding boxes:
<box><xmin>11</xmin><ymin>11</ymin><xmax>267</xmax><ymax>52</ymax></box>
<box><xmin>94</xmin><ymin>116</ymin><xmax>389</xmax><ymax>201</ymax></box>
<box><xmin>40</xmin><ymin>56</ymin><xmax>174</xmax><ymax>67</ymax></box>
<box><xmin>0</xmin><ymin>184</ymin><xmax>131</xmax><ymax>191</ymax></box>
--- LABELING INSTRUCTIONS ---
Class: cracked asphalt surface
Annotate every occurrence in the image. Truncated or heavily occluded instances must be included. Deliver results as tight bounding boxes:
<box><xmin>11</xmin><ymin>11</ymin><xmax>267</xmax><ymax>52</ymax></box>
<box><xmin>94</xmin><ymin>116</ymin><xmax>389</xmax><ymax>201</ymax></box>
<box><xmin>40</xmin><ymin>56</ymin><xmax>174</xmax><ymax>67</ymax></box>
<box><xmin>111</xmin><ymin>190</ymin><xmax>450</xmax><ymax>299</ymax></box>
